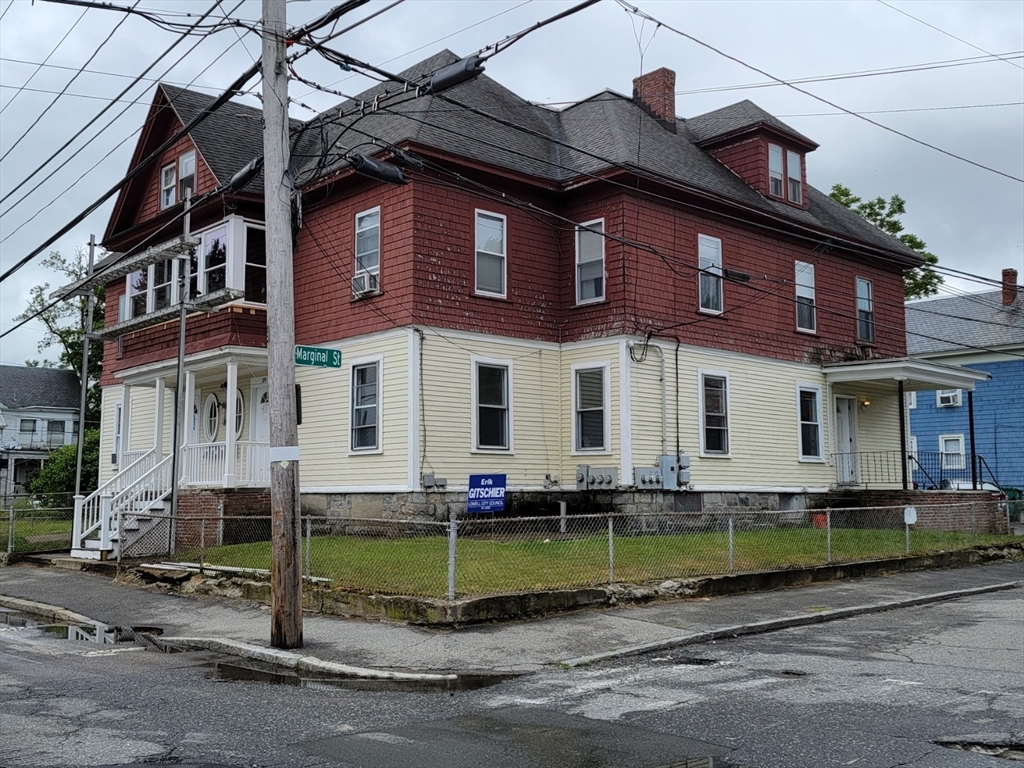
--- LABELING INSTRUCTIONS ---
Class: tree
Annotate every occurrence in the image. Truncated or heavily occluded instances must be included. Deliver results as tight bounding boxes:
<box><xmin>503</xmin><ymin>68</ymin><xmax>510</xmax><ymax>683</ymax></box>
<box><xmin>14</xmin><ymin>249</ymin><xmax>105</xmax><ymax>429</ymax></box>
<box><xmin>829</xmin><ymin>184</ymin><xmax>943</xmax><ymax>299</ymax></box>
<box><xmin>26</xmin><ymin>429</ymin><xmax>100</xmax><ymax>504</ymax></box>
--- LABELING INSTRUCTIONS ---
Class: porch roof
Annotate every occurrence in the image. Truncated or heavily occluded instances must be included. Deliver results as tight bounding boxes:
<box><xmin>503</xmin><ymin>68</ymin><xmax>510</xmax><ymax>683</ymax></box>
<box><xmin>822</xmin><ymin>356</ymin><xmax>991</xmax><ymax>391</ymax></box>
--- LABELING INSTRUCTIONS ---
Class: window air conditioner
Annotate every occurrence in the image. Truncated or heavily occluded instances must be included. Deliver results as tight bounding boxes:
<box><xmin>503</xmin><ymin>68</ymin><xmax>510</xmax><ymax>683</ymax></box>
<box><xmin>352</xmin><ymin>272</ymin><xmax>379</xmax><ymax>296</ymax></box>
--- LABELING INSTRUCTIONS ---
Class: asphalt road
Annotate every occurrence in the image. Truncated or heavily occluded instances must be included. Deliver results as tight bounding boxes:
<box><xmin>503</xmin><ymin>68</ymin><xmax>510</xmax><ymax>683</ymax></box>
<box><xmin>2</xmin><ymin>586</ymin><xmax>1021</xmax><ymax>767</ymax></box>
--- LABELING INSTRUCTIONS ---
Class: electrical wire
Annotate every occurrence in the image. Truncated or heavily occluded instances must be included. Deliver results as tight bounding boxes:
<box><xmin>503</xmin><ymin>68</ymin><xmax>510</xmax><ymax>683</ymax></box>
<box><xmin>0</xmin><ymin>0</ymin><xmax>140</xmax><ymax>164</ymax></box>
<box><xmin>877</xmin><ymin>0</ymin><xmax>1024</xmax><ymax>72</ymax></box>
<box><xmin>37</xmin><ymin>0</ymin><xmax>259</xmax><ymax>36</ymax></box>
<box><xmin>617</xmin><ymin>0</ymin><xmax>1024</xmax><ymax>184</ymax></box>
<box><xmin>0</xmin><ymin>5</ymin><xmax>89</xmax><ymax>117</ymax></box>
<box><xmin>777</xmin><ymin>101</ymin><xmax>1024</xmax><ymax>118</ymax></box>
<box><xmin>1</xmin><ymin>0</ymin><xmax>231</xmax><ymax>212</ymax></box>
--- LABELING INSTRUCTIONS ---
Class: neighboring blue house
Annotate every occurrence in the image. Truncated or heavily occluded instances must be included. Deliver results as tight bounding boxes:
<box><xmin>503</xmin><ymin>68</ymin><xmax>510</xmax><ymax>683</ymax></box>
<box><xmin>906</xmin><ymin>268</ymin><xmax>1023</xmax><ymax>491</ymax></box>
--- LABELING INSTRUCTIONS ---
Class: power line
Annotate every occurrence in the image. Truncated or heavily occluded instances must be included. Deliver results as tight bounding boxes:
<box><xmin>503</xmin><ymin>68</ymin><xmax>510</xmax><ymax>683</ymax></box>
<box><xmin>617</xmin><ymin>0</ymin><xmax>1024</xmax><ymax>184</ymax></box>
<box><xmin>0</xmin><ymin>56</ymin><xmax>225</xmax><ymax>92</ymax></box>
<box><xmin>1</xmin><ymin>0</ymin><xmax>230</xmax><ymax>213</ymax></box>
<box><xmin>877</xmin><ymin>0</ymin><xmax>1024</xmax><ymax>72</ymax></box>
<box><xmin>37</xmin><ymin>0</ymin><xmax>259</xmax><ymax>35</ymax></box>
<box><xmin>0</xmin><ymin>1</ymin><xmax>139</xmax><ymax>164</ymax></box>
<box><xmin>777</xmin><ymin>101</ymin><xmax>1024</xmax><ymax>118</ymax></box>
<box><xmin>0</xmin><ymin>5</ymin><xmax>89</xmax><ymax>117</ymax></box>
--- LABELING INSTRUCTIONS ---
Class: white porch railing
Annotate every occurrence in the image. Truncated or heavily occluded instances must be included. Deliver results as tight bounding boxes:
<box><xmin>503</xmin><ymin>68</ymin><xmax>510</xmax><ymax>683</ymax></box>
<box><xmin>122</xmin><ymin>450</ymin><xmax>149</xmax><ymax>467</ymax></box>
<box><xmin>74</xmin><ymin>449</ymin><xmax>157</xmax><ymax>547</ymax></box>
<box><xmin>181</xmin><ymin>443</ymin><xmax>227</xmax><ymax>486</ymax></box>
<box><xmin>236</xmin><ymin>441</ymin><xmax>270</xmax><ymax>486</ymax></box>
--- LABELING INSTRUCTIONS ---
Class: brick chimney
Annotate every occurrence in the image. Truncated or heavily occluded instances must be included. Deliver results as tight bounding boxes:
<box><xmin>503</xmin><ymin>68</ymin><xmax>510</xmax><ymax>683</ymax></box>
<box><xmin>1003</xmin><ymin>268</ymin><xmax>1019</xmax><ymax>306</ymax></box>
<box><xmin>632</xmin><ymin>68</ymin><xmax>676</xmax><ymax>132</ymax></box>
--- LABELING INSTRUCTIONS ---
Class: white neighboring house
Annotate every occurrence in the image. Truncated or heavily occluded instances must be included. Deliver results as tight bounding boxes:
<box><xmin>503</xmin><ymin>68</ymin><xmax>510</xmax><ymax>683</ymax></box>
<box><xmin>0</xmin><ymin>365</ymin><xmax>81</xmax><ymax>495</ymax></box>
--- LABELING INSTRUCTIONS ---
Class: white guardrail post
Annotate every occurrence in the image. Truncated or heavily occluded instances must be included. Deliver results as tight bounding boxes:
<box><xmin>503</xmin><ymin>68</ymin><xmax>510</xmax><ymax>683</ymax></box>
<box><xmin>72</xmin><ymin>495</ymin><xmax>84</xmax><ymax>550</ymax></box>
<box><xmin>99</xmin><ymin>493</ymin><xmax>113</xmax><ymax>550</ymax></box>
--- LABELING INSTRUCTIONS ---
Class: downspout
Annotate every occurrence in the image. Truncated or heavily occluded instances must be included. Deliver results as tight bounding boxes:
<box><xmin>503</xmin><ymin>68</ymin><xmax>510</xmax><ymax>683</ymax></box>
<box><xmin>897</xmin><ymin>380</ymin><xmax>908</xmax><ymax>491</ymax></box>
<box><xmin>674</xmin><ymin>339</ymin><xmax>681</xmax><ymax>459</ymax></box>
<box><xmin>968</xmin><ymin>390</ymin><xmax>978</xmax><ymax>490</ymax></box>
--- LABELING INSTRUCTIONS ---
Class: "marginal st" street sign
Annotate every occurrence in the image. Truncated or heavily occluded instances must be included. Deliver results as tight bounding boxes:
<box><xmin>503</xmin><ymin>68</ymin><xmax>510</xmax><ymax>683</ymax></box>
<box><xmin>294</xmin><ymin>345</ymin><xmax>341</xmax><ymax>368</ymax></box>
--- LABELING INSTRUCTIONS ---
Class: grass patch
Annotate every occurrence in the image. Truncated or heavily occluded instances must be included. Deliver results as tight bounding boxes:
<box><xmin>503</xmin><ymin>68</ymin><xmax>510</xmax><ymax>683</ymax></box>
<box><xmin>0</xmin><ymin>516</ymin><xmax>74</xmax><ymax>553</ymax></box>
<box><xmin>189</xmin><ymin>527</ymin><xmax>1022</xmax><ymax>598</ymax></box>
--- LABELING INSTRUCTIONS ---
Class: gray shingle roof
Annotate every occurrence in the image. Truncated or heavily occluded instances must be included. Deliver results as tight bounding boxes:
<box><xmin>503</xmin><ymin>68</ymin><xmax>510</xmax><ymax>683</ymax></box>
<box><xmin>682</xmin><ymin>99</ymin><xmax>818</xmax><ymax>148</ymax></box>
<box><xmin>165</xmin><ymin>51</ymin><xmax>917</xmax><ymax>263</ymax></box>
<box><xmin>906</xmin><ymin>291</ymin><xmax>1024</xmax><ymax>355</ymax></box>
<box><xmin>0</xmin><ymin>365</ymin><xmax>81</xmax><ymax>411</ymax></box>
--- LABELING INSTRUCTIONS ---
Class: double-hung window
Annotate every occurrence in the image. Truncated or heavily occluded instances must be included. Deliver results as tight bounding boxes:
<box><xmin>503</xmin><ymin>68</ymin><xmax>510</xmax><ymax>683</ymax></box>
<box><xmin>795</xmin><ymin>260</ymin><xmax>816</xmax><ymax>332</ymax></box>
<box><xmin>475</xmin><ymin>210</ymin><xmax>506</xmax><ymax>297</ymax></box>
<box><xmin>787</xmin><ymin>150</ymin><xmax>802</xmax><ymax>203</ymax></box>
<box><xmin>797</xmin><ymin>386</ymin><xmax>822</xmax><ymax>460</ymax></box>
<box><xmin>128</xmin><ymin>268</ymin><xmax>149</xmax><ymax>318</ymax></box>
<box><xmin>769</xmin><ymin>144</ymin><xmax>784</xmax><ymax>197</ymax></box>
<box><xmin>178</xmin><ymin>151</ymin><xmax>196</xmax><ymax>201</ymax></box>
<box><xmin>475</xmin><ymin>361</ymin><xmax>510</xmax><ymax>450</ymax></box>
<box><xmin>576</xmin><ymin>219</ymin><xmax>604</xmax><ymax>304</ymax></box>
<box><xmin>936</xmin><ymin>389</ymin><xmax>961</xmax><ymax>407</ymax></box>
<box><xmin>906</xmin><ymin>391</ymin><xmax>917</xmax><ymax>409</ymax></box>
<box><xmin>939</xmin><ymin>434</ymin><xmax>965</xmax><ymax>470</ymax></box>
<box><xmin>244</xmin><ymin>226</ymin><xmax>267</xmax><ymax>303</ymax></box>
<box><xmin>574</xmin><ymin>365</ymin><xmax>607</xmax><ymax>452</ymax></box>
<box><xmin>698</xmin><ymin>234</ymin><xmax>723</xmax><ymax>314</ymax></box>
<box><xmin>353</xmin><ymin>207</ymin><xmax>381</xmax><ymax>296</ymax></box>
<box><xmin>152</xmin><ymin>259</ymin><xmax>174</xmax><ymax>311</ymax></box>
<box><xmin>856</xmin><ymin>278</ymin><xmax>874</xmax><ymax>343</ymax></box>
<box><xmin>203</xmin><ymin>225</ymin><xmax>228</xmax><ymax>294</ymax></box>
<box><xmin>160</xmin><ymin>164</ymin><xmax>176</xmax><ymax>208</ymax></box>
<box><xmin>701</xmin><ymin>372</ymin><xmax>730</xmax><ymax>455</ymax></box>
<box><xmin>351</xmin><ymin>361</ymin><xmax>380</xmax><ymax>451</ymax></box>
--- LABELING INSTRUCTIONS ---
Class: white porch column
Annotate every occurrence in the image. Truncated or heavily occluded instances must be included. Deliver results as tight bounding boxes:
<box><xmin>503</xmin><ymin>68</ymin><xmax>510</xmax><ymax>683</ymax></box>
<box><xmin>224</xmin><ymin>362</ymin><xmax>237</xmax><ymax>487</ymax></box>
<box><xmin>153</xmin><ymin>377</ymin><xmax>165</xmax><ymax>458</ymax></box>
<box><xmin>182</xmin><ymin>372</ymin><xmax>195</xmax><ymax>448</ymax></box>
<box><xmin>119</xmin><ymin>383</ymin><xmax>131</xmax><ymax>463</ymax></box>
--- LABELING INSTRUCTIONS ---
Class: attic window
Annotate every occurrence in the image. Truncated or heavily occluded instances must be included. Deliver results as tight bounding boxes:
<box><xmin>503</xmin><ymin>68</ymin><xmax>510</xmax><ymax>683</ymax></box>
<box><xmin>769</xmin><ymin>145</ymin><xmax>784</xmax><ymax>197</ymax></box>
<box><xmin>160</xmin><ymin>164</ymin><xmax>176</xmax><ymax>209</ymax></box>
<box><xmin>767</xmin><ymin>144</ymin><xmax>803</xmax><ymax>204</ymax></box>
<box><xmin>787</xmin><ymin>150</ymin><xmax>802</xmax><ymax>203</ymax></box>
<box><xmin>179</xmin><ymin>151</ymin><xmax>196</xmax><ymax>202</ymax></box>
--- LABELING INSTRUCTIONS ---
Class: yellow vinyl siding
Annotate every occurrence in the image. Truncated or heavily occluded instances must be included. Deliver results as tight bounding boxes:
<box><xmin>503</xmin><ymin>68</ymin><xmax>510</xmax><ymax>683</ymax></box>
<box><xmin>630</xmin><ymin>344</ymin><xmax>835</xmax><ymax>489</ymax></box>
<box><xmin>419</xmin><ymin>333</ymin><xmax>561</xmax><ymax>488</ymax></box>
<box><xmin>297</xmin><ymin>330</ymin><xmax>410</xmax><ymax>487</ymax></box>
<box><xmin>98</xmin><ymin>387</ymin><xmax>119</xmax><ymax>484</ymax></box>
<box><xmin>127</xmin><ymin>386</ymin><xmax>156</xmax><ymax>451</ymax></box>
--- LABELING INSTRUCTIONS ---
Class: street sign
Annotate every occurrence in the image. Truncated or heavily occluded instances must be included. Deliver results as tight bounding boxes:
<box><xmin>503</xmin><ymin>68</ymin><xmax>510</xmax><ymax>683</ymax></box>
<box><xmin>903</xmin><ymin>506</ymin><xmax>917</xmax><ymax>525</ymax></box>
<box><xmin>467</xmin><ymin>473</ymin><xmax>507</xmax><ymax>513</ymax></box>
<box><xmin>294</xmin><ymin>345</ymin><xmax>341</xmax><ymax>368</ymax></box>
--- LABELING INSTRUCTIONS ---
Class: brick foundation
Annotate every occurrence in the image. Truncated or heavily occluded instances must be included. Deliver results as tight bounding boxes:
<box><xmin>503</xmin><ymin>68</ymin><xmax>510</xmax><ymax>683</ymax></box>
<box><xmin>175</xmin><ymin>488</ymin><xmax>272</xmax><ymax>549</ymax></box>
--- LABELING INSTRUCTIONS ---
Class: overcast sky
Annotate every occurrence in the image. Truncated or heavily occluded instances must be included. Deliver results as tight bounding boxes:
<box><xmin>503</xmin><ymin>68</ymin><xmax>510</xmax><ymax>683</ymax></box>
<box><xmin>1</xmin><ymin>0</ymin><xmax>1021</xmax><ymax>367</ymax></box>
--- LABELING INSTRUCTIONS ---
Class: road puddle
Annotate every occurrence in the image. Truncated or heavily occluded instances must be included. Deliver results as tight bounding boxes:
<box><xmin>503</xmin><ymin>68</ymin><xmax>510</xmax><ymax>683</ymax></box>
<box><xmin>210</xmin><ymin>660</ymin><xmax>518</xmax><ymax>693</ymax></box>
<box><xmin>0</xmin><ymin>608</ymin><xmax>165</xmax><ymax>648</ymax></box>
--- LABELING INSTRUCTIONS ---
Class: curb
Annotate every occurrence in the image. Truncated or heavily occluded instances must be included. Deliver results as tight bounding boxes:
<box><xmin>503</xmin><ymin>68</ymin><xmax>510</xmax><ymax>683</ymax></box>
<box><xmin>560</xmin><ymin>580</ymin><xmax>1022</xmax><ymax>667</ymax></box>
<box><xmin>0</xmin><ymin>595</ymin><xmax>102</xmax><ymax>627</ymax></box>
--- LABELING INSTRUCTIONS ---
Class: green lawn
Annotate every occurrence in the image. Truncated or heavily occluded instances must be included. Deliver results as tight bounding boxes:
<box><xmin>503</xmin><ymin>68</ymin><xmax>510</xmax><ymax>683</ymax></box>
<box><xmin>0</xmin><ymin>515</ymin><xmax>74</xmax><ymax>553</ymax></box>
<box><xmin>189</xmin><ymin>527</ymin><xmax>1021</xmax><ymax>598</ymax></box>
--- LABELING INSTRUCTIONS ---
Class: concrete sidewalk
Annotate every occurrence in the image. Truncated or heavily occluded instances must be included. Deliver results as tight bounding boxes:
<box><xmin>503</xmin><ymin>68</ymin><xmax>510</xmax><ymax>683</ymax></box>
<box><xmin>1</xmin><ymin>560</ymin><xmax>1021</xmax><ymax>673</ymax></box>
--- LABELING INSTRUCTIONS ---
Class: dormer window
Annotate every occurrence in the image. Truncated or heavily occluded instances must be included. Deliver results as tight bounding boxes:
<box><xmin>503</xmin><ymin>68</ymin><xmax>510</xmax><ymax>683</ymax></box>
<box><xmin>787</xmin><ymin>150</ymin><xmax>802</xmax><ymax>203</ymax></box>
<box><xmin>767</xmin><ymin>143</ymin><xmax>803</xmax><ymax>204</ymax></box>
<box><xmin>769</xmin><ymin>144</ymin><xmax>784</xmax><ymax>197</ymax></box>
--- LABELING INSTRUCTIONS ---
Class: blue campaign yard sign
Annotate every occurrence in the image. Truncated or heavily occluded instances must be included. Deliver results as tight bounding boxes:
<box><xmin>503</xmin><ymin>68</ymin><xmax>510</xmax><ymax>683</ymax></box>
<box><xmin>467</xmin><ymin>473</ymin><xmax>507</xmax><ymax>513</ymax></box>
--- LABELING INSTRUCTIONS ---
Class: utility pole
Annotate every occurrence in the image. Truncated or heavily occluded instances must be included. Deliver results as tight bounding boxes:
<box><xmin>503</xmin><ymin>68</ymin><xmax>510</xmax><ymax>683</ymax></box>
<box><xmin>262</xmin><ymin>0</ymin><xmax>303</xmax><ymax>649</ymax></box>
<box><xmin>74</xmin><ymin>236</ymin><xmax>96</xmax><ymax>496</ymax></box>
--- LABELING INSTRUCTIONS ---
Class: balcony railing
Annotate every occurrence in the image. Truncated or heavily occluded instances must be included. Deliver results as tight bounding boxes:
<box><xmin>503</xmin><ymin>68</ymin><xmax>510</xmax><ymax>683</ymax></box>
<box><xmin>830</xmin><ymin>451</ymin><xmax>997</xmax><ymax>490</ymax></box>
<box><xmin>179</xmin><ymin>441</ymin><xmax>269</xmax><ymax>487</ymax></box>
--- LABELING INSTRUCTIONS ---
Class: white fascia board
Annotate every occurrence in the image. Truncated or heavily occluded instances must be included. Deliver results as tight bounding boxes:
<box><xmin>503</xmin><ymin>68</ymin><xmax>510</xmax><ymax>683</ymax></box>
<box><xmin>823</xmin><ymin>358</ymin><xmax>991</xmax><ymax>391</ymax></box>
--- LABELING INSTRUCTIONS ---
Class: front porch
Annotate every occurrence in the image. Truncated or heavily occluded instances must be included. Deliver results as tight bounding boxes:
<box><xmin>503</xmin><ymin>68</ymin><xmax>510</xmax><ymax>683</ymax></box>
<box><xmin>824</xmin><ymin>357</ymin><xmax>992</xmax><ymax>491</ymax></box>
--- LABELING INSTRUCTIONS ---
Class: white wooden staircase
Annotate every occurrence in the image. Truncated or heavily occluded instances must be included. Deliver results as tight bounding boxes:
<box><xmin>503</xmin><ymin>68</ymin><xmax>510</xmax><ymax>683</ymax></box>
<box><xmin>71</xmin><ymin>450</ymin><xmax>175</xmax><ymax>560</ymax></box>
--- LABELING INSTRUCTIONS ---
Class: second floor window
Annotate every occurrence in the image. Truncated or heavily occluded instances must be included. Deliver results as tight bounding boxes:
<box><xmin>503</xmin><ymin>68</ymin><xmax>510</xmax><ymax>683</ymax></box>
<box><xmin>576</xmin><ymin>220</ymin><xmax>605</xmax><ymax>304</ymax></box>
<box><xmin>179</xmin><ymin>151</ymin><xmax>196</xmax><ymax>201</ymax></box>
<box><xmin>795</xmin><ymin>260</ymin><xmax>816</xmax><ymax>332</ymax></box>
<box><xmin>354</xmin><ymin>207</ymin><xmax>380</xmax><ymax>296</ymax></box>
<box><xmin>475</xmin><ymin>210</ymin><xmax>506</xmax><ymax>297</ymax></box>
<box><xmin>203</xmin><ymin>225</ymin><xmax>228</xmax><ymax>294</ymax></box>
<box><xmin>698</xmin><ymin>234</ymin><xmax>723</xmax><ymax>314</ymax></box>
<box><xmin>244</xmin><ymin>226</ymin><xmax>267</xmax><ymax>303</ymax></box>
<box><xmin>937</xmin><ymin>389</ymin><xmax>962</xmax><ymax>407</ymax></box>
<box><xmin>856</xmin><ymin>278</ymin><xmax>874</xmax><ymax>343</ymax></box>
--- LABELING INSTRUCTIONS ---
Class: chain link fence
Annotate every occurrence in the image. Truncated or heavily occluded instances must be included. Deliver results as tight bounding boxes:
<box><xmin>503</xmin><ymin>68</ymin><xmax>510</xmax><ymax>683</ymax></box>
<box><xmin>1</xmin><ymin>492</ymin><xmax>75</xmax><ymax>555</ymax></box>
<box><xmin>132</xmin><ymin>500</ymin><xmax>1017</xmax><ymax>599</ymax></box>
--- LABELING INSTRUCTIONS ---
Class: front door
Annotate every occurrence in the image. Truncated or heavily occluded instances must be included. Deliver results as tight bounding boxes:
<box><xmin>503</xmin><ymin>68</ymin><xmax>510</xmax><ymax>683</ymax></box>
<box><xmin>835</xmin><ymin>396</ymin><xmax>858</xmax><ymax>484</ymax></box>
<box><xmin>248</xmin><ymin>378</ymin><xmax>270</xmax><ymax>485</ymax></box>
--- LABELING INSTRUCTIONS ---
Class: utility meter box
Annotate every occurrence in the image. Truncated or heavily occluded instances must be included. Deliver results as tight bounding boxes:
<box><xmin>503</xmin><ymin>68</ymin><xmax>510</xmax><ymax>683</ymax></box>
<box><xmin>577</xmin><ymin>465</ymin><xmax>618</xmax><ymax>490</ymax></box>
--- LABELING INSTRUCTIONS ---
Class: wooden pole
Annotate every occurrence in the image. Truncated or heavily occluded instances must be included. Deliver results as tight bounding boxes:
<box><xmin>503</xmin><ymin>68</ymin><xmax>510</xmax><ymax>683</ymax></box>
<box><xmin>262</xmin><ymin>0</ymin><xmax>302</xmax><ymax>649</ymax></box>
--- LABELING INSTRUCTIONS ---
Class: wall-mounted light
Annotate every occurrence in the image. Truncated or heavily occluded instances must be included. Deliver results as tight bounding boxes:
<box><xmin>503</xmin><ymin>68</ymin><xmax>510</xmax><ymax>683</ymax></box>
<box><xmin>860</xmin><ymin>399</ymin><xmax>871</xmax><ymax>411</ymax></box>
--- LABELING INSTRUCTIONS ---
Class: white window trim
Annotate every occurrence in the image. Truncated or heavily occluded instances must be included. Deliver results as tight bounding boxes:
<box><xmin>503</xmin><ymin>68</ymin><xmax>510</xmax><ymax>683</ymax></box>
<box><xmin>203</xmin><ymin>393</ymin><xmax>220</xmax><ymax>443</ymax></box>
<box><xmin>474</xmin><ymin>209</ymin><xmax>507</xmax><ymax>298</ymax></box>
<box><xmin>939</xmin><ymin>433</ymin><xmax>965</xmax><ymax>470</ymax></box>
<box><xmin>471</xmin><ymin>355</ymin><xmax>514</xmax><ymax>453</ymax></box>
<box><xmin>796</xmin><ymin>383</ymin><xmax>824</xmax><ymax>462</ymax></box>
<box><xmin>856</xmin><ymin>277</ymin><xmax>875</xmax><ymax>343</ymax></box>
<box><xmin>571</xmin><ymin>361</ymin><xmax>611</xmax><ymax>455</ymax></box>
<box><xmin>786</xmin><ymin>149</ymin><xmax>802</xmax><ymax>204</ymax></box>
<box><xmin>240</xmin><ymin>222</ymin><xmax>267</xmax><ymax>306</ymax></box>
<box><xmin>348</xmin><ymin>354</ymin><xmax>384</xmax><ymax>455</ymax></box>
<box><xmin>906</xmin><ymin>391</ymin><xmax>917</xmax><ymax>409</ymax></box>
<box><xmin>160</xmin><ymin>163</ymin><xmax>176</xmax><ymax>209</ymax></box>
<box><xmin>908</xmin><ymin>434</ymin><xmax>918</xmax><ymax>459</ymax></box>
<box><xmin>697</xmin><ymin>234</ymin><xmax>723</xmax><ymax>315</ymax></box>
<box><xmin>768</xmin><ymin>143</ymin><xmax>784</xmax><ymax>198</ymax></box>
<box><xmin>575</xmin><ymin>218</ymin><xmax>605</xmax><ymax>306</ymax></box>
<box><xmin>233</xmin><ymin>389</ymin><xmax>245</xmax><ymax>441</ymax></box>
<box><xmin>936</xmin><ymin>388</ymin><xmax>962</xmax><ymax>408</ymax></box>
<box><xmin>699</xmin><ymin>368</ymin><xmax>731</xmax><ymax>458</ymax></box>
<box><xmin>353</xmin><ymin>205</ymin><xmax>381</xmax><ymax>297</ymax></box>
<box><xmin>113</xmin><ymin>402</ymin><xmax>123</xmax><ymax>460</ymax></box>
<box><xmin>795</xmin><ymin>260</ymin><xmax>816</xmax><ymax>334</ymax></box>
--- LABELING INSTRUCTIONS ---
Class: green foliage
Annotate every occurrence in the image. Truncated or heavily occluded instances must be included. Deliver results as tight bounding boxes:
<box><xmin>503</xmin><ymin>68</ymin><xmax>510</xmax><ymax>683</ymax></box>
<box><xmin>14</xmin><ymin>249</ymin><xmax>106</xmax><ymax>429</ymax></box>
<box><xmin>829</xmin><ymin>183</ymin><xmax>943</xmax><ymax>299</ymax></box>
<box><xmin>25</xmin><ymin>429</ymin><xmax>100</xmax><ymax>503</ymax></box>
